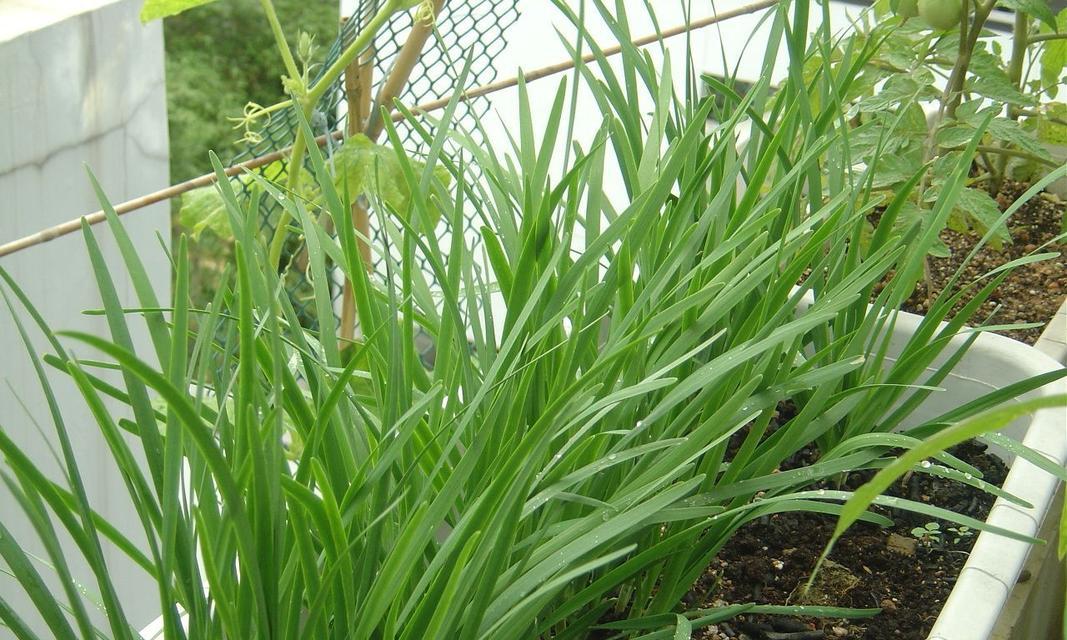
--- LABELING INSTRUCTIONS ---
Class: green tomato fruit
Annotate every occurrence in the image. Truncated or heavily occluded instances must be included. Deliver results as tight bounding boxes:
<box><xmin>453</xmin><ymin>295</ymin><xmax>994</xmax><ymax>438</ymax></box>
<box><xmin>896</xmin><ymin>0</ymin><xmax>919</xmax><ymax>18</ymax></box>
<box><xmin>918</xmin><ymin>0</ymin><xmax>963</xmax><ymax>30</ymax></box>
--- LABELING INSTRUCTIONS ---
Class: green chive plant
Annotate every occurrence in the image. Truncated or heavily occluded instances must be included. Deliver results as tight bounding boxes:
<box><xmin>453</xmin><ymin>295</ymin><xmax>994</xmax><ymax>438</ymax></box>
<box><xmin>822</xmin><ymin>0</ymin><xmax>1067</xmax><ymax>256</ymax></box>
<box><xmin>1</xmin><ymin>1</ymin><xmax>1065</xmax><ymax>639</ymax></box>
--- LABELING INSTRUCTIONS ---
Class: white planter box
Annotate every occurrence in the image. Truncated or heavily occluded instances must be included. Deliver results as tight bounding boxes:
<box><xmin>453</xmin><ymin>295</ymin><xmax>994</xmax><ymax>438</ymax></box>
<box><xmin>878</xmin><ymin>309</ymin><xmax>1066</xmax><ymax>640</ymax></box>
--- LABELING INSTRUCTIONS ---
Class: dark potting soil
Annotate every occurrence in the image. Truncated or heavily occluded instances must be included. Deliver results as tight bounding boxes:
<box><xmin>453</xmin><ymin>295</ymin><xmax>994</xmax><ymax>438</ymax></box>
<box><xmin>899</xmin><ymin>182</ymin><xmax>1066</xmax><ymax>345</ymax></box>
<box><xmin>685</xmin><ymin>439</ymin><xmax>1009</xmax><ymax>640</ymax></box>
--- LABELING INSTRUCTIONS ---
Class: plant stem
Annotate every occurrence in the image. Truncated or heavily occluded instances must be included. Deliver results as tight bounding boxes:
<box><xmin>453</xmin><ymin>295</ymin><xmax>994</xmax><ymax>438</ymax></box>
<box><xmin>1028</xmin><ymin>32</ymin><xmax>1067</xmax><ymax>43</ymax></box>
<box><xmin>1016</xmin><ymin>109</ymin><xmax>1067</xmax><ymax>127</ymax></box>
<box><xmin>364</xmin><ymin>0</ymin><xmax>444</xmax><ymax>141</ymax></box>
<box><xmin>266</xmin><ymin>0</ymin><xmax>405</xmax><ymax>270</ymax></box>
<box><xmin>258</xmin><ymin>0</ymin><xmax>309</xmax><ymax>270</ymax></box>
<box><xmin>1007</xmin><ymin>12</ymin><xmax>1029</xmax><ymax>94</ymax></box>
<box><xmin>267</xmin><ymin>122</ymin><xmax>309</xmax><ymax>269</ymax></box>
<box><xmin>941</xmin><ymin>0</ymin><xmax>996</xmax><ymax>121</ymax></box>
<box><xmin>258</xmin><ymin>0</ymin><xmax>303</xmax><ymax>84</ymax></box>
<box><xmin>989</xmin><ymin>10</ymin><xmax>1030</xmax><ymax>195</ymax></box>
<box><xmin>971</xmin><ymin>144</ymin><xmax>1059</xmax><ymax>167</ymax></box>
<box><xmin>307</xmin><ymin>0</ymin><xmax>402</xmax><ymax>105</ymax></box>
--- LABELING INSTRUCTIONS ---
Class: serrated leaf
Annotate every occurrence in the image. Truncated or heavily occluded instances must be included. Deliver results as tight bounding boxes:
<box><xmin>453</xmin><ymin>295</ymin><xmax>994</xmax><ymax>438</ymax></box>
<box><xmin>935</xmin><ymin>125</ymin><xmax>979</xmax><ymax>148</ymax></box>
<box><xmin>876</xmin><ymin>35</ymin><xmax>923</xmax><ymax>70</ymax></box>
<box><xmin>177</xmin><ymin>161</ymin><xmax>316</xmax><ymax>240</ymax></box>
<box><xmin>856</xmin><ymin>69</ymin><xmax>938</xmax><ymax>114</ymax></box>
<box><xmin>998</xmin><ymin>0</ymin><xmax>1057</xmax><ymax>30</ymax></box>
<box><xmin>966</xmin><ymin>75</ymin><xmax>1036</xmax><ymax>106</ymax></box>
<box><xmin>946</xmin><ymin>208</ymin><xmax>970</xmax><ymax>234</ymax></box>
<box><xmin>932</xmin><ymin>31</ymin><xmax>963</xmax><ymax>58</ymax></box>
<box><xmin>892</xmin><ymin>200</ymin><xmax>951</xmax><ymax>257</ymax></box>
<box><xmin>955</xmin><ymin>99</ymin><xmax>983</xmax><ymax>120</ymax></box>
<box><xmin>955</xmin><ymin>187</ymin><xmax>1012</xmax><ymax>249</ymax></box>
<box><xmin>928</xmin><ymin>236</ymin><xmax>952</xmax><ymax>257</ymax></box>
<box><xmin>1037</xmin><ymin>102</ymin><xmax>1067</xmax><ymax>144</ymax></box>
<box><xmin>844</xmin><ymin>68</ymin><xmax>889</xmax><ymax>105</ymax></box>
<box><xmin>968</xmin><ymin>47</ymin><xmax>1009</xmax><ymax>80</ymax></box>
<box><xmin>140</xmin><ymin>0</ymin><xmax>218</xmax><ymax>22</ymax></box>
<box><xmin>848</xmin><ymin>117</ymin><xmax>918</xmax><ymax>160</ymax></box>
<box><xmin>896</xmin><ymin>200</ymin><xmax>925</xmax><ymax>229</ymax></box>
<box><xmin>930</xmin><ymin>150</ymin><xmax>965</xmax><ymax>185</ymax></box>
<box><xmin>872</xmin><ymin>153</ymin><xmax>924</xmax><ymax>189</ymax></box>
<box><xmin>1040</xmin><ymin>10</ymin><xmax>1067</xmax><ymax>97</ymax></box>
<box><xmin>178</xmin><ymin>186</ymin><xmax>231</xmax><ymax>240</ymax></box>
<box><xmin>967</xmin><ymin>47</ymin><xmax>1036</xmax><ymax>105</ymax></box>
<box><xmin>988</xmin><ymin>117</ymin><xmax>1055</xmax><ymax>160</ymax></box>
<box><xmin>332</xmin><ymin>134</ymin><xmax>450</xmax><ymax>234</ymax></box>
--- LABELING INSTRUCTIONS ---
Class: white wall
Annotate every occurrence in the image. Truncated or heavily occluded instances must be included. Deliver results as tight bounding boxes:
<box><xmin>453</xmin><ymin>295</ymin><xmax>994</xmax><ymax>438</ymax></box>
<box><xmin>0</xmin><ymin>0</ymin><xmax>170</xmax><ymax>635</ymax></box>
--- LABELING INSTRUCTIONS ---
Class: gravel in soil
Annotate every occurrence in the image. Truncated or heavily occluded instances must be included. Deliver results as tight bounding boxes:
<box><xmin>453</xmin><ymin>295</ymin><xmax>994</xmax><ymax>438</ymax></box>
<box><xmin>685</xmin><ymin>440</ymin><xmax>1008</xmax><ymax>640</ymax></box>
<box><xmin>901</xmin><ymin>183</ymin><xmax>1066</xmax><ymax>345</ymax></box>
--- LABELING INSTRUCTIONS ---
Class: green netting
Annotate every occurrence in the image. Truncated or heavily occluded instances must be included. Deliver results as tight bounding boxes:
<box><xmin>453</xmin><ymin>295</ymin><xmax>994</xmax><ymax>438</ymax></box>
<box><xmin>228</xmin><ymin>0</ymin><xmax>520</xmax><ymax>331</ymax></box>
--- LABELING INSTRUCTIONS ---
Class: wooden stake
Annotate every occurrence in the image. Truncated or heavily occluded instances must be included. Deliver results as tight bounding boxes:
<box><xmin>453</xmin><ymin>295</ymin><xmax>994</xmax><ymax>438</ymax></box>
<box><xmin>364</xmin><ymin>0</ymin><xmax>447</xmax><ymax>142</ymax></box>
<box><xmin>0</xmin><ymin>0</ymin><xmax>778</xmax><ymax>260</ymax></box>
<box><xmin>339</xmin><ymin>43</ymin><xmax>376</xmax><ymax>344</ymax></box>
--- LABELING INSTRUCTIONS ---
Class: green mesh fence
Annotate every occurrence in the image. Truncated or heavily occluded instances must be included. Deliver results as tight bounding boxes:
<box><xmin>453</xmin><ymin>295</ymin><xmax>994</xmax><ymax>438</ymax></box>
<box><xmin>228</xmin><ymin>0</ymin><xmax>520</xmax><ymax>332</ymax></box>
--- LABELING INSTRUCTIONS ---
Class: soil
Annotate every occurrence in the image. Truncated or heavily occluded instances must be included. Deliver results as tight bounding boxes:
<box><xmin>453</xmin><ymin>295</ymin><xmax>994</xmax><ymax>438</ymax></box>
<box><xmin>901</xmin><ymin>182</ymin><xmax>1067</xmax><ymax>345</ymax></box>
<box><xmin>671</xmin><ymin>183</ymin><xmax>1061</xmax><ymax>639</ymax></box>
<box><xmin>685</xmin><ymin>439</ymin><xmax>1009</xmax><ymax>640</ymax></box>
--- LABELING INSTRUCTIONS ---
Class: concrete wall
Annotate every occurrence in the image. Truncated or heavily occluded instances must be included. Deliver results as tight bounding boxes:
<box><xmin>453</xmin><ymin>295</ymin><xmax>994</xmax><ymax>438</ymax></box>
<box><xmin>0</xmin><ymin>0</ymin><xmax>170</xmax><ymax>635</ymax></box>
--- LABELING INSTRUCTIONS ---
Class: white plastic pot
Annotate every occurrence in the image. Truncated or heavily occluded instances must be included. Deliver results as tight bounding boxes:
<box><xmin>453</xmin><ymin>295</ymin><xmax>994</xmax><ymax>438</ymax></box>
<box><xmin>876</xmin><ymin>308</ymin><xmax>1066</xmax><ymax>640</ymax></box>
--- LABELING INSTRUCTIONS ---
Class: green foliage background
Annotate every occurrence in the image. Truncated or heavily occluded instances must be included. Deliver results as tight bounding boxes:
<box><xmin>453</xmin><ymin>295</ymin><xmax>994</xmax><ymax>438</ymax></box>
<box><xmin>164</xmin><ymin>0</ymin><xmax>339</xmax><ymax>184</ymax></box>
<box><xmin>163</xmin><ymin>0</ymin><xmax>338</xmax><ymax>305</ymax></box>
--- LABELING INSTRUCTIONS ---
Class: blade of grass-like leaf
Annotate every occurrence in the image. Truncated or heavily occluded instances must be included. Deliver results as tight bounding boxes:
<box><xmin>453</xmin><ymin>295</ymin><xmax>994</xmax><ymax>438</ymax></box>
<box><xmin>85</xmin><ymin>170</ymin><xmax>172</xmax><ymax>370</ymax></box>
<box><xmin>57</xmin><ymin>329</ymin><xmax>269</xmax><ymax>633</ymax></box>
<box><xmin>161</xmin><ymin>235</ymin><xmax>194</xmax><ymax>640</ymax></box>
<box><xmin>80</xmin><ymin>219</ymin><xmax>166</xmax><ymax>495</ymax></box>
<box><xmin>979</xmin><ymin>432</ymin><xmax>1067</xmax><ymax>482</ymax></box>
<box><xmin>1</xmin><ymin>255</ymin><xmax>135</xmax><ymax>639</ymax></box>
<box><xmin>673</xmin><ymin>613</ymin><xmax>692</xmax><ymax>640</ymax></box>
<box><xmin>0</xmin><ymin>598</ymin><xmax>45</xmax><ymax>640</ymax></box>
<box><xmin>481</xmin><ymin>545</ymin><xmax>637</xmax><ymax>638</ymax></box>
<box><xmin>483</xmin><ymin>478</ymin><xmax>703</xmax><ymax>632</ymax></box>
<box><xmin>813</xmin><ymin>395</ymin><xmax>1067</xmax><ymax>587</ymax></box>
<box><xmin>0</xmin><ymin>516</ymin><xmax>78</xmax><ymax>638</ymax></box>
<box><xmin>909</xmin><ymin>368</ymin><xmax>1067</xmax><ymax>435</ymax></box>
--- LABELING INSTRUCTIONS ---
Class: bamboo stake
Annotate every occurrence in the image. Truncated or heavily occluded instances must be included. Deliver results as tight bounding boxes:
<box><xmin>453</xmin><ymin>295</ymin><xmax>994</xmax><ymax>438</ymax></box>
<box><xmin>340</xmin><ymin>44</ymin><xmax>376</xmax><ymax>343</ymax></box>
<box><xmin>0</xmin><ymin>0</ymin><xmax>777</xmax><ymax>260</ymax></box>
<box><xmin>364</xmin><ymin>0</ymin><xmax>447</xmax><ymax>141</ymax></box>
<box><xmin>340</xmin><ymin>0</ymin><xmax>445</xmax><ymax>342</ymax></box>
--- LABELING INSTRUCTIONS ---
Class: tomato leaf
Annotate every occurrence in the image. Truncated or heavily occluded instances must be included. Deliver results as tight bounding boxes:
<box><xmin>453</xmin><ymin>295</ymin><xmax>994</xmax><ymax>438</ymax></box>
<box><xmin>1040</xmin><ymin>10</ymin><xmax>1067</xmax><ymax>97</ymax></box>
<box><xmin>1037</xmin><ymin>102</ymin><xmax>1067</xmax><ymax>144</ymax></box>
<box><xmin>331</xmin><ymin>134</ymin><xmax>451</xmax><ymax>234</ymax></box>
<box><xmin>955</xmin><ymin>187</ymin><xmax>1011</xmax><ymax>250</ymax></box>
<box><xmin>178</xmin><ymin>161</ymin><xmax>316</xmax><ymax>240</ymax></box>
<box><xmin>998</xmin><ymin>0</ymin><xmax>1057</xmax><ymax>30</ymax></box>
<box><xmin>140</xmin><ymin>0</ymin><xmax>219</xmax><ymax>22</ymax></box>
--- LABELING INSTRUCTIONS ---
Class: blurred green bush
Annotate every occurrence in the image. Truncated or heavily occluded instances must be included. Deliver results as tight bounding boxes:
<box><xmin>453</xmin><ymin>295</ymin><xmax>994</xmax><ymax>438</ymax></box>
<box><xmin>164</xmin><ymin>0</ymin><xmax>339</xmax><ymax>183</ymax></box>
